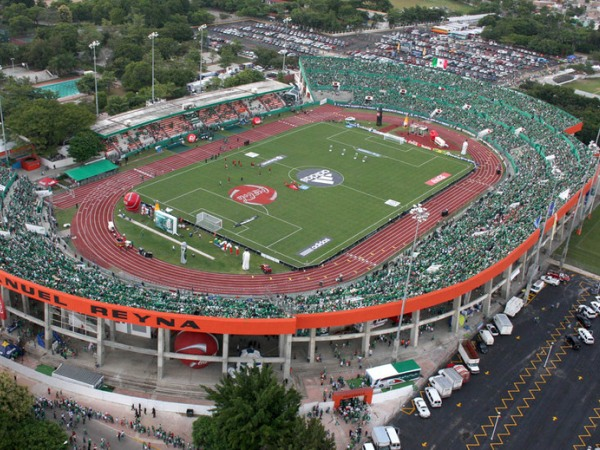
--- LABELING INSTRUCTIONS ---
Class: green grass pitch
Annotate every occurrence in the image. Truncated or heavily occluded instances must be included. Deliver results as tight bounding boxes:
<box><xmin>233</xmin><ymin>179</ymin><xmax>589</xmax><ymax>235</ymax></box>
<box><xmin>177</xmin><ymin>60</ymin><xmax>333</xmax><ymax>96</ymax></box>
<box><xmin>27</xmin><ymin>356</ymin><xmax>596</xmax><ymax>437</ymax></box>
<box><xmin>135</xmin><ymin>122</ymin><xmax>473</xmax><ymax>267</ymax></box>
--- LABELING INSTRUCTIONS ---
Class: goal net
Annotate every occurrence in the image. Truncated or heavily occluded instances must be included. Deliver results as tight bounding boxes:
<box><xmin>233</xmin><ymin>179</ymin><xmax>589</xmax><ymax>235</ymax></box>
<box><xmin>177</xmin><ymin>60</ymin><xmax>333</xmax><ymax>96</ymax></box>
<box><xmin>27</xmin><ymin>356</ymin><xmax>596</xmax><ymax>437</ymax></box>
<box><xmin>196</xmin><ymin>212</ymin><xmax>223</xmax><ymax>232</ymax></box>
<box><xmin>383</xmin><ymin>133</ymin><xmax>406</xmax><ymax>145</ymax></box>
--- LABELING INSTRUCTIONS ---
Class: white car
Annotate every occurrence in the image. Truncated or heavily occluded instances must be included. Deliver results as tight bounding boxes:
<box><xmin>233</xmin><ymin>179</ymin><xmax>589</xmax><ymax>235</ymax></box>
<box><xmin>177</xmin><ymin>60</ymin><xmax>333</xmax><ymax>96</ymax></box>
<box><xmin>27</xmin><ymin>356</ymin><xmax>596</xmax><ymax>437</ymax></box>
<box><xmin>578</xmin><ymin>304</ymin><xmax>598</xmax><ymax>319</ymax></box>
<box><xmin>531</xmin><ymin>280</ymin><xmax>545</xmax><ymax>293</ymax></box>
<box><xmin>414</xmin><ymin>397</ymin><xmax>431</xmax><ymax>418</ymax></box>
<box><xmin>486</xmin><ymin>323</ymin><xmax>500</xmax><ymax>336</ymax></box>
<box><xmin>590</xmin><ymin>301</ymin><xmax>600</xmax><ymax>314</ymax></box>
<box><xmin>540</xmin><ymin>275</ymin><xmax>560</xmax><ymax>286</ymax></box>
<box><xmin>578</xmin><ymin>327</ymin><xmax>594</xmax><ymax>345</ymax></box>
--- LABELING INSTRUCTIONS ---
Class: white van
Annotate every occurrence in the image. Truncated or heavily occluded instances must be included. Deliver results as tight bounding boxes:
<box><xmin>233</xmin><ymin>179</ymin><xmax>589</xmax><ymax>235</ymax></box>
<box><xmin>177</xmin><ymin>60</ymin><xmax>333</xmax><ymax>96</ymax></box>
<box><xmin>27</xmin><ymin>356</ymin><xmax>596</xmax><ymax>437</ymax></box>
<box><xmin>362</xmin><ymin>444</ymin><xmax>376</xmax><ymax>450</ymax></box>
<box><xmin>478</xmin><ymin>329</ymin><xmax>494</xmax><ymax>345</ymax></box>
<box><xmin>424</xmin><ymin>386</ymin><xmax>442</xmax><ymax>408</ymax></box>
<box><xmin>384</xmin><ymin>426</ymin><xmax>401</xmax><ymax>450</ymax></box>
<box><xmin>578</xmin><ymin>328</ymin><xmax>594</xmax><ymax>344</ymax></box>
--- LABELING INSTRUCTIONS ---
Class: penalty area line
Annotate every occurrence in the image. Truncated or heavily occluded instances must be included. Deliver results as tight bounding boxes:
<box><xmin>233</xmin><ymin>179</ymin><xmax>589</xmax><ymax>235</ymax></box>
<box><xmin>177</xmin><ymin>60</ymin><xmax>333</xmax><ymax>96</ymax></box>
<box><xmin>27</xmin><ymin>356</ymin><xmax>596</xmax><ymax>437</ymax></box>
<box><xmin>125</xmin><ymin>217</ymin><xmax>215</xmax><ymax>260</ymax></box>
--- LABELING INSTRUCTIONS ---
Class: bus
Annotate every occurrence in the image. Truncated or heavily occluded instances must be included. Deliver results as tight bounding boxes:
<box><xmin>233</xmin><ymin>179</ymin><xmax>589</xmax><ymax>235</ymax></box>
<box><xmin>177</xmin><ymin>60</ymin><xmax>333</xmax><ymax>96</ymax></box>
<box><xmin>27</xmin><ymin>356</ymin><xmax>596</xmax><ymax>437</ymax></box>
<box><xmin>365</xmin><ymin>359</ymin><xmax>421</xmax><ymax>389</ymax></box>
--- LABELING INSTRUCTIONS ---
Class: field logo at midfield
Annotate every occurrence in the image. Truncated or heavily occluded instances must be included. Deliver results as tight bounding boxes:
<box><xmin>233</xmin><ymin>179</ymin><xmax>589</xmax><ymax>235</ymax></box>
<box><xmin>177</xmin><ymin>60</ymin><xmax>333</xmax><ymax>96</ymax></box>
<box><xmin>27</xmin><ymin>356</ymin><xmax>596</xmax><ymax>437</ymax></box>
<box><xmin>229</xmin><ymin>185</ymin><xmax>277</xmax><ymax>205</ymax></box>
<box><xmin>426</xmin><ymin>172</ymin><xmax>451</xmax><ymax>186</ymax></box>
<box><xmin>296</xmin><ymin>168</ymin><xmax>343</xmax><ymax>187</ymax></box>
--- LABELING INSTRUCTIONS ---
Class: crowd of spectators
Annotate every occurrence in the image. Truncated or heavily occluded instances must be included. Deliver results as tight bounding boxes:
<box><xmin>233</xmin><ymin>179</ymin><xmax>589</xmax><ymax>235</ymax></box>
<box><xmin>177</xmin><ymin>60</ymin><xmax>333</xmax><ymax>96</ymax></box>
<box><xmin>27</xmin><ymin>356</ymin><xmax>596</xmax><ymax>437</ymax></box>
<box><xmin>0</xmin><ymin>57</ymin><xmax>596</xmax><ymax>320</ymax></box>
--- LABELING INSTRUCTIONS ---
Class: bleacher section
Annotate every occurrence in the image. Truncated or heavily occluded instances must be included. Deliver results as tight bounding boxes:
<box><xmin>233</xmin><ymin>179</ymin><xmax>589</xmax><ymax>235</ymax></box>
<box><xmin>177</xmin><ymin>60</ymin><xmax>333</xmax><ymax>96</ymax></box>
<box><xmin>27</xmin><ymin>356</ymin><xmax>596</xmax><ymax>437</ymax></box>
<box><xmin>100</xmin><ymin>92</ymin><xmax>289</xmax><ymax>158</ymax></box>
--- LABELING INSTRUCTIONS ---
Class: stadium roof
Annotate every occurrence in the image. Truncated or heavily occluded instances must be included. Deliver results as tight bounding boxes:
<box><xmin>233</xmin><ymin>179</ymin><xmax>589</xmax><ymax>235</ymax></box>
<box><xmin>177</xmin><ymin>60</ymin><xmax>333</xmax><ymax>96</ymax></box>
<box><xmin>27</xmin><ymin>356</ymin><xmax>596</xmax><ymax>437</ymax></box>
<box><xmin>65</xmin><ymin>159</ymin><xmax>118</xmax><ymax>182</ymax></box>
<box><xmin>91</xmin><ymin>80</ymin><xmax>290</xmax><ymax>138</ymax></box>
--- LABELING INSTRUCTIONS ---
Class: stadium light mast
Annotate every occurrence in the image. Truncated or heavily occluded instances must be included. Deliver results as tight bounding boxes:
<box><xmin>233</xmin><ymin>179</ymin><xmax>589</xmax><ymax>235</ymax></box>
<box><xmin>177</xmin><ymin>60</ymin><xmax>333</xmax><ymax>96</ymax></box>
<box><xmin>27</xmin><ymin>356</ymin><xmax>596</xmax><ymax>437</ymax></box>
<box><xmin>0</xmin><ymin>95</ymin><xmax>7</xmax><ymax>165</ymax></box>
<box><xmin>394</xmin><ymin>204</ymin><xmax>429</xmax><ymax>360</ymax></box>
<box><xmin>281</xmin><ymin>45</ymin><xmax>287</xmax><ymax>73</ymax></box>
<box><xmin>198</xmin><ymin>24</ymin><xmax>207</xmax><ymax>92</ymax></box>
<box><xmin>148</xmin><ymin>32</ymin><xmax>159</xmax><ymax>104</ymax></box>
<box><xmin>89</xmin><ymin>40</ymin><xmax>100</xmax><ymax>117</ymax></box>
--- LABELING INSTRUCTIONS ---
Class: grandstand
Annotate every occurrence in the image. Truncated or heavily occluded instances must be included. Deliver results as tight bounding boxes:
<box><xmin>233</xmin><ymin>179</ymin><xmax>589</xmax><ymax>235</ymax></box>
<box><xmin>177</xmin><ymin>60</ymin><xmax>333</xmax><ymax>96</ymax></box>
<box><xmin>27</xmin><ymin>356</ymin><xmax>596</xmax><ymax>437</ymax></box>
<box><xmin>93</xmin><ymin>80</ymin><xmax>295</xmax><ymax>160</ymax></box>
<box><xmin>0</xmin><ymin>56</ymin><xmax>598</xmax><ymax>379</ymax></box>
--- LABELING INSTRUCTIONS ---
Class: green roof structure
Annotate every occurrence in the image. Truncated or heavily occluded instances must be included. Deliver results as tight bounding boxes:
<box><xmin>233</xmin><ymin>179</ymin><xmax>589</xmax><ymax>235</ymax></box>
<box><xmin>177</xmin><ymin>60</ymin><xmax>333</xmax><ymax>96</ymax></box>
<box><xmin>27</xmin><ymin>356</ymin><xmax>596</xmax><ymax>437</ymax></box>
<box><xmin>65</xmin><ymin>159</ymin><xmax>118</xmax><ymax>182</ymax></box>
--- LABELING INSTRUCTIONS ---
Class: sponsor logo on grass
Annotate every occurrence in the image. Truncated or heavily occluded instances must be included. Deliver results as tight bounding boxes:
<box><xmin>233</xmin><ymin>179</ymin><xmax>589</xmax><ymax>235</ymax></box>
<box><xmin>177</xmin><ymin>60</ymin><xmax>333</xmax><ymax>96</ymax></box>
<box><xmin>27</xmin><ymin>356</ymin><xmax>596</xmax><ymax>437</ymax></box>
<box><xmin>296</xmin><ymin>168</ymin><xmax>343</xmax><ymax>187</ymax></box>
<box><xmin>259</xmin><ymin>155</ymin><xmax>286</xmax><ymax>167</ymax></box>
<box><xmin>299</xmin><ymin>237</ymin><xmax>332</xmax><ymax>257</ymax></box>
<box><xmin>229</xmin><ymin>185</ymin><xmax>277</xmax><ymax>205</ymax></box>
<box><xmin>357</xmin><ymin>148</ymin><xmax>381</xmax><ymax>157</ymax></box>
<box><xmin>426</xmin><ymin>172</ymin><xmax>451</xmax><ymax>186</ymax></box>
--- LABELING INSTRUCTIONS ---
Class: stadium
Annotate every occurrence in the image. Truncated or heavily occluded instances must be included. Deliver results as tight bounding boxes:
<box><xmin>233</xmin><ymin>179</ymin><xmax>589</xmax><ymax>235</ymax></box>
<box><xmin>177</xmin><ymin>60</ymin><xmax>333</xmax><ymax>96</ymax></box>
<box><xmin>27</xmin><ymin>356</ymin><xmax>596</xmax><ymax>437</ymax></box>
<box><xmin>0</xmin><ymin>56</ymin><xmax>598</xmax><ymax>382</ymax></box>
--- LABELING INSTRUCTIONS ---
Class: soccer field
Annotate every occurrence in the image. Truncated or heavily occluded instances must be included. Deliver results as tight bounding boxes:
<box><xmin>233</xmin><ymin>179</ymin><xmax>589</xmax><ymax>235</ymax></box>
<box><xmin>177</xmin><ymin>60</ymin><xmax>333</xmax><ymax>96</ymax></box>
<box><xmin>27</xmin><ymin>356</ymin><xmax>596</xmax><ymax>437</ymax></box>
<box><xmin>136</xmin><ymin>122</ymin><xmax>473</xmax><ymax>267</ymax></box>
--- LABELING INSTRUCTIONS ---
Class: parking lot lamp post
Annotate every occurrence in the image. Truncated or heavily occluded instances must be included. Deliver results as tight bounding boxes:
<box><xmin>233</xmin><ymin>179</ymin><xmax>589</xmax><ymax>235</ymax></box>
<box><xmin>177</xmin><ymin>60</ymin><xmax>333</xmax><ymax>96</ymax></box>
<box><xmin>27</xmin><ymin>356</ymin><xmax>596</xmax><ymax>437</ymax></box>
<box><xmin>148</xmin><ymin>32</ymin><xmax>159</xmax><ymax>104</ymax></box>
<box><xmin>198</xmin><ymin>24</ymin><xmax>207</xmax><ymax>92</ymax></box>
<box><xmin>10</xmin><ymin>58</ymin><xmax>14</xmax><ymax>71</ymax></box>
<box><xmin>394</xmin><ymin>204</ymin><xmax>429</xmax><ymax>360</ymax></box>
<box><xmin>89</xmin><ymin>41</ymin><xmax>100</xmax><ymax>116</ymax></box>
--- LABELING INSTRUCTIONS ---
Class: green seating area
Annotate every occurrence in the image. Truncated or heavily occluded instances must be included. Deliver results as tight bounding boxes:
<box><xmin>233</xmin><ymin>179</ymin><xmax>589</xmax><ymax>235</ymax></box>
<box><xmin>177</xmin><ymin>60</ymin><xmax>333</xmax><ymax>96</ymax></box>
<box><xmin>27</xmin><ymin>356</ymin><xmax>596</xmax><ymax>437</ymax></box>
<box><xmin>0</xmin><ymin>57</ymin><xmax>596</xmax><ymax>319</ymax></box>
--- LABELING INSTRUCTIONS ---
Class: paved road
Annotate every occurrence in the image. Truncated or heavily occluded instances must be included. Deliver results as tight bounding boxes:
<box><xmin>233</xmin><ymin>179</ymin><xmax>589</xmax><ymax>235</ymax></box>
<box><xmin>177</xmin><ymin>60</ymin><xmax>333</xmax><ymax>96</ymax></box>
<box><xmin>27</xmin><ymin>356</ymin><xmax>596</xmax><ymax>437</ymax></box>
<box><xmin>392</xmin><ymin>273</ymin><xmax>600</xmax><ymax>450</ymax></box>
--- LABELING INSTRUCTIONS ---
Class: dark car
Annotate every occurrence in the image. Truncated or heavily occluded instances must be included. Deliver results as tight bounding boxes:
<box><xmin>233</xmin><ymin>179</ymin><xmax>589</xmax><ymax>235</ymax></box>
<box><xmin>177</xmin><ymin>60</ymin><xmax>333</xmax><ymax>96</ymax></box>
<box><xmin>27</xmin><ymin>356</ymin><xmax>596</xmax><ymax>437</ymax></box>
<box><xmin>476</xmin><ymin>340</ymin><xmax>489</xmax><ymax>354</ymax></box>
<box><xmin>565</xmin><ymin>335</ymin><xmax>581</xmax><ymax>350</ymax></box>
<box><xmin>0</xmin><ymin>340</ymin><xmax>24</xmax><ymax>360</ymax></box>
<box><xmin>575</xmin><ymin>314</ymin><xmax>592</xmax><ymax>329</ymax></box>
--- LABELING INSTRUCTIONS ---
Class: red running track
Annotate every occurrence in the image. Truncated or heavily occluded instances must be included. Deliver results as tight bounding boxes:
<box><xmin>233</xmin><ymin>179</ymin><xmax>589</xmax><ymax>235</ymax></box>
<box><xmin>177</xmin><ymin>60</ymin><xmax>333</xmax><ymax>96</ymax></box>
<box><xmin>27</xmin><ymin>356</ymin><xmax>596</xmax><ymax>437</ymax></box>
<box><xmin>55</xmin><ymin>105</ymin><xmax>501</xmax><ymax>296</ymax></box>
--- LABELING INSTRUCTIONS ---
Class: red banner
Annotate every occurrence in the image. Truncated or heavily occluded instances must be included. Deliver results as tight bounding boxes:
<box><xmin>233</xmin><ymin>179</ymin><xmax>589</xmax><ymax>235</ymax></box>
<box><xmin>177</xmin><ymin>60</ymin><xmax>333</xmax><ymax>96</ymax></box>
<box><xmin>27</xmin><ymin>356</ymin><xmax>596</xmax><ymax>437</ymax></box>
<box><xmin>0</xmin><ymin>294</ymin><xmax>6</xmax><ymax>320</ymax></box>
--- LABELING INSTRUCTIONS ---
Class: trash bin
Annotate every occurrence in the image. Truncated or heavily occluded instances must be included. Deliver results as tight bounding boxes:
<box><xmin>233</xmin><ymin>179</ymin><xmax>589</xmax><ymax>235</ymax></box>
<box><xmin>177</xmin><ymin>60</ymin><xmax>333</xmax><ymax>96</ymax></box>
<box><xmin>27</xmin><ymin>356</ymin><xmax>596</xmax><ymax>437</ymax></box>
<box><xmin>186</xmin><ymin>409</ymin><xmax>194</xmax><ymax>417</ymax></box>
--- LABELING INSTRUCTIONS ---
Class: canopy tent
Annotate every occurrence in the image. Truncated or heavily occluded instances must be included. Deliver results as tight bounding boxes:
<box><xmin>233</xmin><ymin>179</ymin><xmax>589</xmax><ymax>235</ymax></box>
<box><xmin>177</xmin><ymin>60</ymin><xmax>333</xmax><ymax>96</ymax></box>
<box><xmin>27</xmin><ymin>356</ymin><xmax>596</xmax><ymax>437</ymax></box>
<box><xmin>38</xmin><ymin>177</ymin><xmax>58</xmax><ymax>187</ymax></box>
<box><xmin>65</xmin><ymin>159</ymin><xmax>118</xmax><ymax>183</ymax></box>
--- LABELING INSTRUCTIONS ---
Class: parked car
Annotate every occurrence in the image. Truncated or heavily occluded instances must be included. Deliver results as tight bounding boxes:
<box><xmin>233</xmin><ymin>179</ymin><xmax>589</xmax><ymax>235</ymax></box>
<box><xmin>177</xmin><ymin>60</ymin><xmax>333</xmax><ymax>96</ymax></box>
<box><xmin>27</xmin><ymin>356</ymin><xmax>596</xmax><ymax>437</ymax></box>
<box><xmin>590</xmin><ymin>301</ymin><xmax>600</xmax><ymax>314</ymax></box>
<box><xmin>577</xmin><ymin>328</ymin><xmax>594</xmax><ymax>345</ymax></box>
<box><xmin>0</xmin><ymin>341</ymin><xmax>23</xmax><ymax>360</ymax></box>
<box><xmin>577</xmin><ymin>304</ymin><xmax>598</xmax><ymax>319</ymax></box>
<box><xmin>486</xmin><ymin>323</ymin><xmax>500</xmax><ymax>336</ymax></box>
<box><xmin>414</xmin><ymin>397</ymin><xmax>431</xmax><ymax>418</ymax></box>
<box><xmin>540</xmin><ymin>275</ymin><xmax>560</xmax><ymax>286</ymax></box>
<box><xmin>476</xmin><ymin>340</ymin><xmax>489</xmax><ymax>354</ymax></box>
<box><xmin>531</xmin><ymin>280</ymin><xmax>545</xmax><ymax>293</ymax></box>
<box><xmin>575</xmin><ymin>313</ymin><xmax>592</xmax><ymax>329</ymax></box>
<box><xmin>565</xmin><ymin>335</ymin><xmax>581</xmax><ymax>350</ymax></box>
<box><xmin>546</xmin><ymin>271</ymin><xmax>570</xmax><ymax>282</ymax></box>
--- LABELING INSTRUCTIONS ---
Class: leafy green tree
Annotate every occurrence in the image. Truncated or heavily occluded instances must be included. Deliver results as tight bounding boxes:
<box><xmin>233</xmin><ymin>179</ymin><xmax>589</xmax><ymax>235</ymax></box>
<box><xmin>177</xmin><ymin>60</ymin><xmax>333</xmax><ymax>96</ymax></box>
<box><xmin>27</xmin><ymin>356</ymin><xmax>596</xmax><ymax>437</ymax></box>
<box><xmin>0</xmin><ymin>372</ymin><xmax>33</xmax><ymax>421</ymax></box>
<box><xmin>223</xmin><ymin>69</ymin><xmax>264</xmax><ymax>87</ymax></box>
<box><xmin>68</xmin><ymin>130</ymin><xmax>104</xmax><ymax>162</ymax></box>
<box><xmin>6</xmin><ymin>99</ymin><xmax>95</xmax><ymax>153</ymax></box>
<box><xmin>48</xmin><ymin>53</ymin><xmax>78</xmax><ymax>76</ymax></box>
<box><xmin>218</xmin><ymin>45</ymin><xmax>236</xmax><ymax>70</ymax></box>
<box><xmin>106</xmin><ymin>95</ymin><xmax>130</xmax><ymax>115</ymax></box>
<box><xmin>192</xmin><ymin>366</ymin><xmax>335</xmax><ymax>450</ymax></box>
<box><xmin>9</xmin><ymin>15</ymin><xmax>34</xmax><ymax>36</ymax></box>
<box><xmin>121</xmin><ymin>60</ymin><xmax>152</xmax><ymax>91</ymax></box>
<box><xmin>58</xmin><ymin>4</ymin><xmax>73</xmax><ymax>23</ymax></box>
<box><xmin>0</xmin><ymin>373</ymin><xmax>68</xmax><ymax>449</ymax></box>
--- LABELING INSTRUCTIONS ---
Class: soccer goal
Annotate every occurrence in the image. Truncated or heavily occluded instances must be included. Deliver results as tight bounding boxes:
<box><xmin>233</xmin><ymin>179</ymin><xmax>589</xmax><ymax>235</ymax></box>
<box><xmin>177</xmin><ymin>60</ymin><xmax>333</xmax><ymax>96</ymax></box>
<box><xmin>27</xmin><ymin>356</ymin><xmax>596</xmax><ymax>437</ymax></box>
<box><xmin>383</xmin><ymin>133</ymin><xmax>406</xmax><ymax>145</ymax></box>
<box><xmin>196</xmin><ymin>212</ymin><xmax>223</xmax><ymax>232</ymax></box>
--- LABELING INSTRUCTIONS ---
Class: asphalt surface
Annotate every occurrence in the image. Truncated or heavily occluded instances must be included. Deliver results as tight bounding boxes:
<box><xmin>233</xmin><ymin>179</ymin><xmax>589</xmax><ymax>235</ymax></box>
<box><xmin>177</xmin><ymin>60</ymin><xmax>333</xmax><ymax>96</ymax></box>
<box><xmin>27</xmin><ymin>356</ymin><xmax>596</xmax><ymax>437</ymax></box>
<box><xmin>392</xmin><ymin>273</ymin><xmax>600</xmax><ymax>450</ymax></box>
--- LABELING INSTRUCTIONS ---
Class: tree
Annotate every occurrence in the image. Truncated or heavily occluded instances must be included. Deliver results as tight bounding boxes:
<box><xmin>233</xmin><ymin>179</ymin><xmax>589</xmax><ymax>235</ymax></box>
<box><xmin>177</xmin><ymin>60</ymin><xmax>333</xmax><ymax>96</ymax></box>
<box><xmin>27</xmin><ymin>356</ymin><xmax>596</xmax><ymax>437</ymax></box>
<box><xmin>0</xmin><ymin>373</ymin><xmax>67</xmax><ymax>449</ymax></box>
<box><xmin>6</xmin><ymin>99</ymin><xmax>95</xmax><ymax>153</ymax></box>
<box><xmin>68</xmin><ymin>130</ymin><xmax>104</xmax><ymax>162</ymax></box>
<box><xmin>192</xmin><ymin>366</ymin><xmax>335</xmax><ymax>450</ymax></box>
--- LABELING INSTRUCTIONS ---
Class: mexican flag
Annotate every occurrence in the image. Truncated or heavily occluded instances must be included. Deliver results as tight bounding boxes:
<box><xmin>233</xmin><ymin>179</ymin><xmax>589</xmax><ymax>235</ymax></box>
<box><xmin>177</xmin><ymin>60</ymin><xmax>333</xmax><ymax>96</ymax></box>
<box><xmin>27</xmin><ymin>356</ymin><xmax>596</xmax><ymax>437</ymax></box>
<box><xmin>431</xmin><ymin>58</ymin><xmax>448</xmax><ymax>69</ymax></box>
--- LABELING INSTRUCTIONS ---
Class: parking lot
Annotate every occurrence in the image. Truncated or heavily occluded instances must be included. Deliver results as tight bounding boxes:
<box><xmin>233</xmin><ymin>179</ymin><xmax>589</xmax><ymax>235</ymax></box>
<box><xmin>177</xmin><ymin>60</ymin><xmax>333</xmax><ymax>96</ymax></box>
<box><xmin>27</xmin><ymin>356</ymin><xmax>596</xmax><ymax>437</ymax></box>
<box><xmin>206</xmin><ymin>21</ymin><xmax>560</xmax><ymax>85</ymax></box>
<box><xmin>392</xmin><ymin>272</ymin><xmax>600</xmax><ymax>449</ymax></box>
